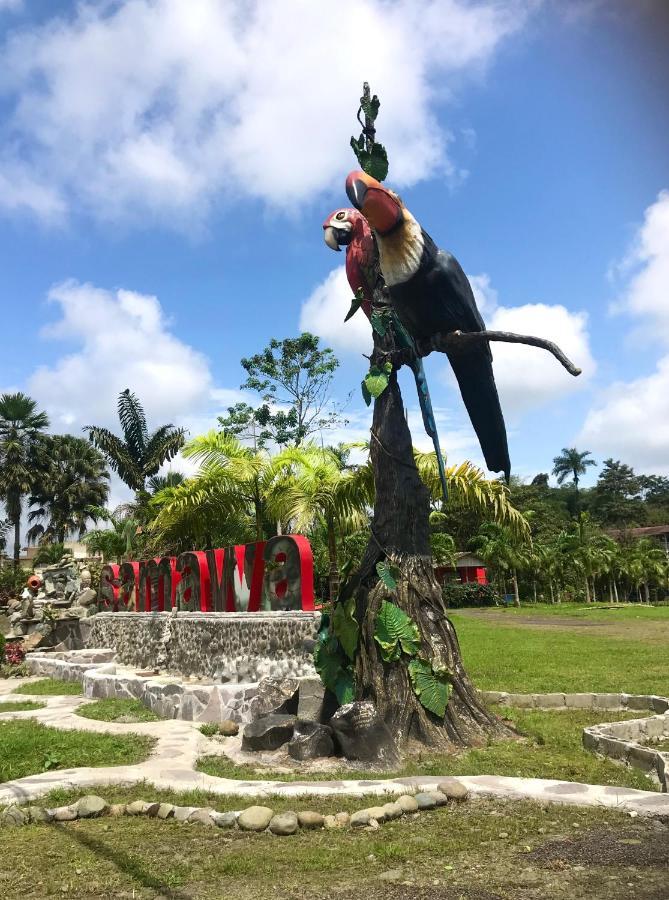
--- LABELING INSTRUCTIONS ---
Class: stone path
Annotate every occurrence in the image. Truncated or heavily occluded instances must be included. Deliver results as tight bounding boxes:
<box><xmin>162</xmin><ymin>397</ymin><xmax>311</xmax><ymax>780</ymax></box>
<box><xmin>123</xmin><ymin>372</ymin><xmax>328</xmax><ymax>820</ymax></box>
<box><xmin>2</xmin><ymin>677</ymin><xmax>669</xmax><ymax>818</ymax></box>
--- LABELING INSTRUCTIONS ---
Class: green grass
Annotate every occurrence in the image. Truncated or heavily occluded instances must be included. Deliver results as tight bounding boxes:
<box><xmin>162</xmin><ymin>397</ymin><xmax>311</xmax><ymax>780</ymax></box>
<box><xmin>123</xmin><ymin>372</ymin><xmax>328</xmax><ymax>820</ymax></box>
<box><xmin>12</xmin><ymin>677</ymin><xmax>83</xmax><ymax>696</ymax></box>
<box><xmin>76</xmin><ymin>699</ymin><xmax>162</xmax><ymax>723</ymax></box>
<box><xmin>468</xmin><ymin>603</ymin><xmax>669</xmax><ymax>621</ymax></box>
<box><xmin>0</xmin><ymin>700</ymin><xmax>46</xmax><ymax>713</ymax></box>
<box><xmin>0</xmin><ymin>721</ymin><xmax>155</xmax><ymax>783</ymax></box>
<box><xmin>197</xmin><ymin>708</ymin><xmax>653</xmax><ymax>792</ymax></box>
<box><xmin>0</xmin><ymin>786</ymin><xmax>662</xmax><ymax>900</ymax></box>
<box><xmin>451</xmin><ymin>614</ymin><xmax>669</xmax><ymax>694</ymax></box>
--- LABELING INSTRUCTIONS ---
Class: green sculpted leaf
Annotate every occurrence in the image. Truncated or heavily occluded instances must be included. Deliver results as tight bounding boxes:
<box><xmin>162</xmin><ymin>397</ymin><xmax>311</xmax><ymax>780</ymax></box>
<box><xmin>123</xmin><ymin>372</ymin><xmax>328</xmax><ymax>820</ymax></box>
<box><xmin>360</xmin><ymin>93</ymin><xmax>380</xmax><ymax>123</ymax></box>
<box><xmin>334</xmin><ymin>669</ymin><xmax>355</xmax><ymax>706</ymax></box>
<box><xmin>364</xmin><ymin>367</ymin><xmax>389</xmax><ymax>400</ymax></box>
<box><xmin>374</xmin><ymin>599</ymin><xmax>421</xmax><ymax>662</ymax></box>
<box><xmin>349</xmin><ymin>136</ymin><xmax>389</xmax><ymax>183</ymax></box>
<box><xmin>376</xmin><ymin>560</ymin><xmax>397</xmax><ymax>591</ymax></box>
<box><xmin>344</xmin><ymin>288</ymin><xmax>366</xmax><ymax>323</ymax></box>
<box><xmin>367</xmin><ymin>141</ymin><xmax>389</xmax><ymax>182</ymax></box>
<box><xmin>314</xmin><ymin>639</ymin><xmax>344</xmax><ymax>694</ymax></box>
<box><xmin>332</xmin><ymin>597</ymin><xmax>359</xmax><ymax>661</ymax></box>
<box><xmin>409</xmin><ymin>658</ymin><xmax>450</xmax><ymax>719</ymax></box>
<box><xmin>361</xmin><ymin>378</ymin><xmax>372</xmax><ymax>407</ymax></box>
<box><xmin>370</xmin><ymin>311</ymin><xmax>387</xmax><ymax>336</ymax></box>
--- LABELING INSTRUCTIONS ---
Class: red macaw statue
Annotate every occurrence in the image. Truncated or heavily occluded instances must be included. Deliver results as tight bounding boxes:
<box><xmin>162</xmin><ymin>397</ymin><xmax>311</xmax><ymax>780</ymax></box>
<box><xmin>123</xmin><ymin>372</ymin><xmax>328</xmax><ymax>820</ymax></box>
<box><xmin>344</xmin><ymin>170</ymin><xmax>510</xmax><ymax>480</ymax></box>
<box><xmin>323</xmin><ymin>206</ymin><xmax>449</xmax><ymax>499</ymax></box>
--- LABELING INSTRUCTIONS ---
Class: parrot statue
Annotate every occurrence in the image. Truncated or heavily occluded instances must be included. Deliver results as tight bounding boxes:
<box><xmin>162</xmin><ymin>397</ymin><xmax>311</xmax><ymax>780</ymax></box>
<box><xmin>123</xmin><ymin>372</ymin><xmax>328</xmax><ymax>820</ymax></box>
<box><xmin>344</xmin><ymin>170</ymin><xmax>511</xmax><ymax>480</ymax></box>
<box><xmin>323</xmin><ymin>206</ymin><xmax>450</xmax><ymax>500</ymax></box>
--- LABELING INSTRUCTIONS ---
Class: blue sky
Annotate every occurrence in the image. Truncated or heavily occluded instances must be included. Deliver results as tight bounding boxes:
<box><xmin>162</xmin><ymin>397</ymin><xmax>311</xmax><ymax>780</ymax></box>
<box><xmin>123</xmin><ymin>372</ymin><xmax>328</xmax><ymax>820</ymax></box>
<box><xmin>0</xmin><ymin>0</ymin><xmax>668</xmax><ymax>506</ymax></box>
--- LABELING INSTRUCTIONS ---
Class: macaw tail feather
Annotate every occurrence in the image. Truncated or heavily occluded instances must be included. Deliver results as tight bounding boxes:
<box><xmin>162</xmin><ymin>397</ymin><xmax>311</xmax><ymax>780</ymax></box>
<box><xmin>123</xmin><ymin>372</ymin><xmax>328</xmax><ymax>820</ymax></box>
<box><xmin>411</xmin><ymin>357</ymin><xmax>449</xmax><ymax>502</ymax></box>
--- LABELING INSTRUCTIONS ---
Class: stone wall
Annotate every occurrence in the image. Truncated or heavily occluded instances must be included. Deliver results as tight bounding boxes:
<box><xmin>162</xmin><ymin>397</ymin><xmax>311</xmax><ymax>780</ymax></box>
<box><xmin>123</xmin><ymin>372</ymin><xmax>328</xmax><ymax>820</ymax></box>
<box><xmin>86</xmin><ymin>610</ymin><xmax>320</xmax><ymax>681</ymax></box>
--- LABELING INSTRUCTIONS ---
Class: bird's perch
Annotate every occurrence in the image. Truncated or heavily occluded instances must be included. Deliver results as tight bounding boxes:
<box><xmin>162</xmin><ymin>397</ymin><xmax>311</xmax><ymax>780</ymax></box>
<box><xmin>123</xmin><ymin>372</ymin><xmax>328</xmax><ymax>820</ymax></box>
<box><xmin>372</xmin><ymin>327</ymin><xmax>582</xmax><ymax>377</ymax></box>
<box><xmin>419</xmin><ymin>330</ymin><xmax>582</xmax><ymax>376</ymax></box>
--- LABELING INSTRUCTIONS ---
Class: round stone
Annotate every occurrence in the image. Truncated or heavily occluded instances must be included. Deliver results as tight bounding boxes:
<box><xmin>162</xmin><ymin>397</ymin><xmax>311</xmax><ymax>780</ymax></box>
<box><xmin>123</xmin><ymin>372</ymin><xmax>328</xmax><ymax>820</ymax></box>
<box><xmin>350</xmin><ymin>810</ymin><xmax>371</xmax><ymax>828</ymax></box>
<box><xmin>219</xmin><ymin>719</ymin><xmax>239</xmax><ymax>736</ymax></box>
<box><xmin>76</xmin><ymin>795</ymin><xmax>108</xmax><ymax>819</ymax></box>
<box><xmin>382</xmin><ymin>801</ymin><xmax>403</xmax><ymax>820</ymax></box>
<box><xmin>397</xmin><ymin>795</ymin><xmax>418</xmax><ymax>813</ymax></box>
<box><xmin>188</xmin><ymin>808</ymin><xmax>216</xmax><ymax>826</ymax></box>
<box><xmin>437</xmin><ymin>779</ymin><xmax>470</xmax><ymax>801</ymax></box>
<box><xmin>415</xmin><ymin>792</ymin><xmax>438</xmax><ymax>810</ymax></box>
<box><xmin>238</xmin><ymin>806</ymin><xmax>274</xmax><ymax>832</ymax></box>
<box><xmin>366</xmin><ymin>805</ymin><xmax>388</xmax><ymax>823</ymax></box>
<box><xmin>53</xmin><ymin>805</ymin><xmax>78</xmax><ymax>822</ymax></box>
<box><xmin>213</xmin><ymin>811</ymin><xmax>238</xmax><ymax>829</ymax></box>
<box><xmin>297</xmin><ymin>811</ymin><xmax>324</xmax><ymax>830</ymax></box>
<box><xmin>1</xmin><ymin>806</ymin><xmax>28</xmax><ymax>827</ymax></box>
<box><xmin>269</xmin><ymin>812</ymin><xmax>299</xmax><ymax>835</ymax></box>
<box><xmin>334</xmin><ymin>812</ymin><xmax>350</xmax><ymax>827</ymax></box>
<box><xmin>28</xmin><ymin>806</ymin><xmax>53</xmax><ymax>824</ymax></box>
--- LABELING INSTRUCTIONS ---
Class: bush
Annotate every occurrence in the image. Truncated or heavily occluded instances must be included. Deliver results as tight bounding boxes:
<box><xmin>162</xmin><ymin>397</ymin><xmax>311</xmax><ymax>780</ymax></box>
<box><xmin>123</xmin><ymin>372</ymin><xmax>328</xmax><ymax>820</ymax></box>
<box><xmin>0</xmin><ymin>566</ymin><xmax>29</xmax><ymax>604</ymax></box>
<box><xmin>442</xmin><ymin>581</ymin><xmax>500</xmax><ymax>609</ymax></box>
<box><xmin>0</xmin><ymin>632</ymin><xmax>5</xmax><ymax>662</ymax></box>
<box><xmin>5</xmin><ymin>642</ymin><xmax>26</xmax><ymax>666</ymax></box>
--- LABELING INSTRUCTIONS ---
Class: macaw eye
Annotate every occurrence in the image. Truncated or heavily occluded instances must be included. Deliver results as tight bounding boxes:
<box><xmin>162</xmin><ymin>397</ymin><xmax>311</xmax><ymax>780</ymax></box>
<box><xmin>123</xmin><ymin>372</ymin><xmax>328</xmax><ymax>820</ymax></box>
<box><xmin>335</xmin><ymin>211</ymin><xmax>347</xmax><ymax>221</ymax></box>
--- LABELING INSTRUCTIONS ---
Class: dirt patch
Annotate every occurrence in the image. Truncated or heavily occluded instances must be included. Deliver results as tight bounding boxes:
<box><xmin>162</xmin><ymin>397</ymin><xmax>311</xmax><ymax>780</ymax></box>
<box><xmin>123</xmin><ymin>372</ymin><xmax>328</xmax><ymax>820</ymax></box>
<box><xmin>456</xmin><ymin>609</ymin><xmax>669</xmax><ymax>644</ymax></box>
<box><xmin>304</xmin><ymin>888</ymin><xmax>503</xmax><ymax>900</ymax></box>
<box><xmin>526</xmin><ymin>823</ymin><xmax>669</xmax><ymax>868</ymax></box>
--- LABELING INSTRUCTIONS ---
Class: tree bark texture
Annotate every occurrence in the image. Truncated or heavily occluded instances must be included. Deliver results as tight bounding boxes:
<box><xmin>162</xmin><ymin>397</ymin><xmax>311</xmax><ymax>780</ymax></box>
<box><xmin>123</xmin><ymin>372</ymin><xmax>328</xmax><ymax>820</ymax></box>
<box><xmin>344</xmin><ymin>366</ymin><xmax>514</xmax><ymax>750</ymax></box>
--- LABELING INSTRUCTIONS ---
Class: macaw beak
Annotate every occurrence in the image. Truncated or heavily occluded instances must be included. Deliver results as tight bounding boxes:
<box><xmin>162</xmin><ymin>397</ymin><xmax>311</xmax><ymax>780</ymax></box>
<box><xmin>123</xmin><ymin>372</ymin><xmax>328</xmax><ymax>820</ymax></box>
<box><xmin>346</xmin><ymin>170</ymin><xmax>373</xmax><ymax>210</ymax></box>
<box><xmin>345</xmin><ymin>169</ymin><xmax>402</xmax><ymax>235</ymax></box>
<box><xmin>323</xmin><ymin>226</ymin><xmax>341</xmax><ymax>252</ymax></box>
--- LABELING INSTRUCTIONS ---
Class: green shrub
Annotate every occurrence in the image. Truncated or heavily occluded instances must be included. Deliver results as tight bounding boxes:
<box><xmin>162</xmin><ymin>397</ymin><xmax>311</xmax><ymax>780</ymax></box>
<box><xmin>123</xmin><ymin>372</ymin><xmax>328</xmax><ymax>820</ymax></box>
<box><xmin>199</xmin><ymin>723</ymin><xmax>219</xmax><ymax>737</ymax></box>
<box><xmin>0</xmin><ymin>632</ymin><xmax>5</xmax><ymax>663</ymax></box>
<box><xmin>442</xmin><ymin>581</ymin><xmax>500</xmax><ymax>609</ymax></box>
<box><xmin>0</xmin><ymin>566</ymin><xmax>28</xmax><ymax>604</ymax></box>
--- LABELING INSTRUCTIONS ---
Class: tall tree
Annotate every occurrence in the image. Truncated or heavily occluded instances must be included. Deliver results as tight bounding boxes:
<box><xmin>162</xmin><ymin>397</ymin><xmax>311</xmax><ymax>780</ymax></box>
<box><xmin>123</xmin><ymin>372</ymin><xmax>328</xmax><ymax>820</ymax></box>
<box><xmin>273</xmin><ymin>445</ymin><xmax>372</xmax><ymax>603</ymax></box>
<box><xmin>26</xmin><ymin>435</ymin><xmax>110</xmax><ymax>544</ymax></box>
<box><xmin>84</xmin><ymin>389</ymin><xmax>185</xmax><ymax>499</ymax></box>
<box><xmin>218</xmin><ymin>333</ymin><xmax>345</xmax><ymax>447</ymax></box>
<box><xmin>591</xmin><ymin>458</ymin><xmax>645</xmax><ymax>527</ymax></box>
<box><xmin>0</xmin><ymin>392</ymin><xmax>49</xmax><ymax>568</ymax></box>
<box><xmin>551</xmin><ymin>447</ymin><xmax>597</xmax><ymax>490</ymax></box>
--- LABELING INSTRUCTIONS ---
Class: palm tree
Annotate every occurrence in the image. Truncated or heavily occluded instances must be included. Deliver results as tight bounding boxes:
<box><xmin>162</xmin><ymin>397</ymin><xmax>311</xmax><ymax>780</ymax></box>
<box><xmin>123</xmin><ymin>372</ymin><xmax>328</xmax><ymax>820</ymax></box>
<box><xmin>26</xmin><ymin>435</ymin><xmax>109</xmax><ymax>544</ymax></box>
<box><xmin>627</xmin><ymin>538</ymin><xmax>667</xmax><ymax>603</ymax></box>
<box><xmin>468</xmin><ymin>522</ymin><xmax>528</xmax><ymax>606</ymax></box>
<box><xmin>552</xmin><ymin>447</ymin><xmax>597</xmax><ymax>490</ymax></box>
<box><xmin>413</xmin><ymin>451</ymin><xmax>529</xmax><ymax>541</ymax></box>
<box><xmin>273</xmin><ymin>444</ymin><xmax>371</xmax><ymax>602</ymax></box>
<box><xmin>147</xmin><ymin>471</ymin><xmax>185</xmax><ymax>494</ymax></box>
<box><xmin>148</xmin><ymin>432</ymin><xmax>289</xmax><ymax>553</ymax></box>
<box><xmin>83</xmin><ymin>508</ymin><xmax>140</xmax><ymax>564</ymax></box>
<box><xmin>32</xmin><ymin>542</ymin><xmax>70</xmax><ymax>568</ymax></box>
<box><xmin>84</xmin><ymin>389</ymin><xmax>185</xmax><ymax>499</ymax></box>
<box><xmin>0</xmin><ymin>393</ymin><xmax>49</xmax><ymax>568</ymax></box>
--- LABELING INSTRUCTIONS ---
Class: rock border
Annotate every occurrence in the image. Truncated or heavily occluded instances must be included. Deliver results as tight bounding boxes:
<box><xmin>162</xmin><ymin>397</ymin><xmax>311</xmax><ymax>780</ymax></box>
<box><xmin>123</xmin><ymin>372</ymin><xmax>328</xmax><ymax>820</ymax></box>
<box><xmin>3</xmin><ymin>672</ymin><xmax>669</xmax><ymax>818</ymax></box>
<box><xmin>0</xmin><ymin>781</ymin><xmax>470</xmax><ymax>833</ymax></box>
<box><xmin>482</xmin><ymin>691</ymin><xmax>669</xmax><ymax>791</ymax></box>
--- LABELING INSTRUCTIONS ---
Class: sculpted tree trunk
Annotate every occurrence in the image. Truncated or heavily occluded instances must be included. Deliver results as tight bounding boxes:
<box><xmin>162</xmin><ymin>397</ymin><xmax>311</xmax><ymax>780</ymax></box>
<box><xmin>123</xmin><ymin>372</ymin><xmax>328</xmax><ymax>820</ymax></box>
<box><xmin>340</xmin><ymin>326</ymin><xmax>513</xmax><ymax>750</ymax></box>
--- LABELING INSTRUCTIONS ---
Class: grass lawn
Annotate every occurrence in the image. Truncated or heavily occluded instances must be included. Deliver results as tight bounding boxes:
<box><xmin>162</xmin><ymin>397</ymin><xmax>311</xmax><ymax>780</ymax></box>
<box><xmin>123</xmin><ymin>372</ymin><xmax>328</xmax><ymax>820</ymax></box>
<box><xmin>450</xmin><ymin>611</ymin><xmax>669</xmax><ymax>694</ymax></box>
<box><xmin>197</xmin><ymin>708</ymin><xmax>654</xmax><ymax>792</ymax></box>
<box><xmin>466</xmin><ymin>602</ymin><xmax>669</xmax><ymax>621</ymax></box>
<box><xmin>12</xmin><ymin>677</ymin><xmax>83</xmax><ymax>696</ymax></box>
<box><xmin>0</xmin><ymin>721</ymin><xmax>155</xmax><ymax>783</ymax></box>
<box><xmin>0</xmin><ymin>700</ymin><xmax>46</xmax><ymax>713</ymax></box>
<box><xmin>77</xmin><ymin>698</ymin><xmax>163</xmax><ymax>723</ymax></box>
<box><xmin>0</xmin><ymin>784</ymin><xmax>666</xmax><ymax>899</ymax></box>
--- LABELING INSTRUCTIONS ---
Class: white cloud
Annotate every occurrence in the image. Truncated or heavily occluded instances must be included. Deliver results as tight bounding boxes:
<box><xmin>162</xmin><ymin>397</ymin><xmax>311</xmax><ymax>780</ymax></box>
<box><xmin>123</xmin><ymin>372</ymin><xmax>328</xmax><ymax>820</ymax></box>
<box><xmin>485</xmin><ymin>301</ymin><xmax>594</xmax><ymax>417</ymax></box>
<box><xmin>299</xmin><ymin>266</ymin><xmax>373</xmax><ymax>357</ymax></box>
<box><xmin>579</xmin><ymin>190</ymin><xmax>669</xmax><ymax>472</ymax></box>
<box><xmin>28</xmin><ymin>280</ymin><xmax>242</xmax><ymax>440</ymax></box>
<box><xmin>0</xmin><ymin>0</ymin><xmax>532</xmax><ymax>224</ymax></box>
<box><xmin>0</xmin><ymin>0</ymin><xmax>22</xmax><ymax>10</ymax></box>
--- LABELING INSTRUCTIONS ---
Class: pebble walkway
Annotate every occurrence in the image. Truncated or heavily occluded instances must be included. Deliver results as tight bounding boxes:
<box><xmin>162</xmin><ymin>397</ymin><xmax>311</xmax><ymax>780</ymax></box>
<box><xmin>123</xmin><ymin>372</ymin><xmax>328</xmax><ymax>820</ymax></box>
<box><xmin>2</xmin><ymin>676</ymin><xmax>669</xmax><ymax>818</ymax></box>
